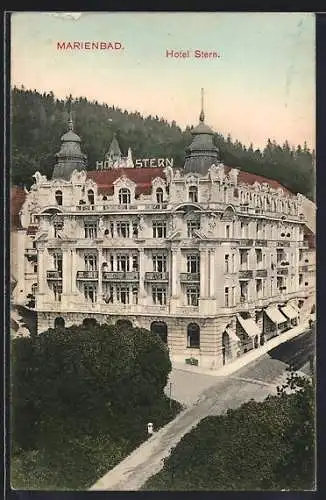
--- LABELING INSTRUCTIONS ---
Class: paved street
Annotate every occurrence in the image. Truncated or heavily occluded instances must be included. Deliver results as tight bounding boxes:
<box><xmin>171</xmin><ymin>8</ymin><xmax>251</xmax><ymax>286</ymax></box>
<box><xmin>90</xmin><ymin>328</ymin><xmax>314</xmax><ymax>491</ymax></box>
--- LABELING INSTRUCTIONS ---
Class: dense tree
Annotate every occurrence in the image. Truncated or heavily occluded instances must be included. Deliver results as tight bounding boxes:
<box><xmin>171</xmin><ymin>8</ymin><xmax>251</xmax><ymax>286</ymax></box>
<box><xmin>143</xmin><ymin>372</ymin><xmax>315</xmax><ymax>491</ymax></box>
<box><xmin>11</xmin><ymin>87</ymin><xmax>315</xmax><ymax>200</ymax></box>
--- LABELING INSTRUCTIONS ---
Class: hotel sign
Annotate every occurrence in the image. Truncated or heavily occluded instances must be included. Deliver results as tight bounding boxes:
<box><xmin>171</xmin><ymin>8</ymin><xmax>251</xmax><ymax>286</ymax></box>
<box><xmin>135</xmin><ymin>158</ymin><xmax>174</xmax><ymax>168</ymax></box>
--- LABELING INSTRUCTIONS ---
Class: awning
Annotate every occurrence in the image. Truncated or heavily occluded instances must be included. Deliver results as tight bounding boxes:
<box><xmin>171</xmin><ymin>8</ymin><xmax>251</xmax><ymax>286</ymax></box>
<box><xmin>225</xmin><ymin>328</ymin><xmax>241</xmax><ymax>344</ymax></box>
<box><xmin>237</xmin><ymin>315</ymin><xmax>261</xmax><ymax>338</ymax></box>
<box><xmin>280</xmin><ymin>305</ymin><xmax>298</xmax><ymax>321</ymax></box>
<box><xmin>265</xmin><ymin>306</ymin><xmax>287</xmax><ymax>325</ymax></box>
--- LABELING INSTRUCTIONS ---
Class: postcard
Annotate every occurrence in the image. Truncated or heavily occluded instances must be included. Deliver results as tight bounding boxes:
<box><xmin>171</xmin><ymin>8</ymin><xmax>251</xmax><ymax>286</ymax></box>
<box><xmin>9</xmin><ymin>11</ymin><xmax>316</xmax><ymax>492</ymax></box>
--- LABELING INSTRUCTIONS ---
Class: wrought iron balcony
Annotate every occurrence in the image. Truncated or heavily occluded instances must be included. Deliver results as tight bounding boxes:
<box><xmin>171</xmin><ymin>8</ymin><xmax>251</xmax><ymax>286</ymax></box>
<box><xmin>180</xmin><ymin>272</ymin><xmax>200</xmax><ymax>283</ymax></box>
<box><xmin>145</xmin><ymin>272</ymin><xmax>169</xmax><ymax>281</ymax></box>
<box><xmin>255</xmin><ymin>269</ymin><xmax>267</xmax><ymax>278</ymax></box>
<box><xmin>76</xmin><ymin>270</ymin><xmax>99</xmax><ymax>280</ymax></box>
<box><xmin>46</xmin><ymin>270</ymin><xmax>62</xmax><ymax>280</ymax></box>
<box><xmin>277</xmin><ymin>268</ymin><xmax>289</xmax><ymax>276</ymax></box>
<box><xmin>102</xmin><ymin>271</ymin><xmax>139</xmax><ymax>281</ymax></box>
<box><xmin>255</xmin><ymin>239</ymin><xmax>268</xmax><ymax>247</ymax></box>
<box><xmin>239</xmin><ymin>239</ymin><xmax>254</xmax><ymax>247</ymax></box>
<box><xmin>239</xmin><ymin>270</ymin><xmax>254</xmax><ymax>279</ymax></box>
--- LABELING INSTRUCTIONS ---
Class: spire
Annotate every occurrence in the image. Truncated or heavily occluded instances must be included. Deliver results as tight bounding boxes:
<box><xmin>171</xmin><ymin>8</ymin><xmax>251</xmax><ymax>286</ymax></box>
<box><xmin>199</xmin><ymin>88</ymin><xmax>205</xmax><ymax>122</ymax></box>
<box><xmin>67</xmin><ymin>94</ymin><xmax>73</xmax><ymax>131</ymax></box>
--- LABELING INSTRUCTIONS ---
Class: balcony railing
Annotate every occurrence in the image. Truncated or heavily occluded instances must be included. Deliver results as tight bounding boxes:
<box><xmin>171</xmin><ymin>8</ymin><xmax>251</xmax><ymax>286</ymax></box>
<box><xmin>46</xmin><ymin>270</ymin><xmax>62</xmax><ymax>280</ymax></box>
<box><xmin>277</xmin><ymin>241</ymin><xmax>290</xmax><ymax>247</ymax></box>
<box><xmin>255</xmin><ymin>269</ymin><xmax>267</xmax><ymax>278</ymax></box>
<box><xmin>239</xmin><ymin>270</ymin><xmax>254</xmax><ymax>279</ymax></box>
<box><xmin>145</xmin><ymin>272</ymin><xmax>169</xmax><ymax>281</ymax></box>
<box><xmin>255</xmin><ymin>239</ymin><xmax>268</xmax><ymax>247</ymax></box>
<box><xmin>76</xmin><ymin>270</ymin><xmax>99</xmax><ymax>280</ymax></box>
<box><xmin>239</xmin><ymin>239</ymin><xmax>253</xmax><ymax>247</ymax></box>
<box><xmin>102</xmin><ymin>271</ymin><xmax>139</xmax><ymax>281</ymax></box>
<box><xmin>180</xmin><ymin>272</ymin><xmax>200</xmax><ymax>282</ymax></box>
<box><xmin>299</xmin><ymin>265</ymin><xmax>308</xmax><ymax>272</ymax></box>
<box><xmin>277</xmin><ymin>268</ymin><xmax>289</xmax><ymax>276</ymax></box>
<box><xmin>25</xmin><ymin>248</ymin><xmax>37</xmax><ymax>255</ymax></box>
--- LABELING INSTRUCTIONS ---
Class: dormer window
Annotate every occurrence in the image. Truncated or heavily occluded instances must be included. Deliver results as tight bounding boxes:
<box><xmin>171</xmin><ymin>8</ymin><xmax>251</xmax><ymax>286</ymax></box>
<box><xmin>55</xmin><ymin>190</ymin><xmax>63</xmax><ymax>206</ymax></box>
<box><xmin>88</xmin><ymin>189</ymin><xmax>95</xmax><ymax>206</ymax></box>
<box><xmin>156</xmin><ymin>187</ymin><xmax>164</xmax><ymax>204</ymax></box>
<box><xmin>119</xmin><ymin>188</ymin><xmax>131</xmax><ymax>206</ymax></box>
<box><xmin>189</xmin><ymin>186</ymin><xmax>198</xmax><ymax>203</ymax></box>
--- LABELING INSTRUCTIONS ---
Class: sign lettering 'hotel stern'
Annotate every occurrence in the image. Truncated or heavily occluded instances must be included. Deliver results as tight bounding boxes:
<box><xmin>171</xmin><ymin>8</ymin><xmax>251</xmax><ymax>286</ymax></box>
<box><xmin>96</xmin><ymin>157</ymin><xmax>174</xmax><ymax>170</ymax></box>
<box><xmin>134</xmin><ymin>158</ymin><xmax>173</xmax><ymax>168</ymax></box>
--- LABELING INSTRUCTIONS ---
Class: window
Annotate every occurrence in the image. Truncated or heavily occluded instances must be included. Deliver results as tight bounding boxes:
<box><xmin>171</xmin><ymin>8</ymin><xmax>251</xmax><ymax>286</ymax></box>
<box><xmin>132</xmin><ymin>255</ymin><xmax>139</xmax><ymax>271</ymax></box>
<box><xmin>53</xmin><ymin>218</ymin><xmax>64</xmax><ymax>238</ymax></box>
<box><xmin>55</xmin><ymin>190</ymin><xmax>63</xmax><ymax>206</ymax></box>
<box><xmin>223</xmin><ymin>186</ymin><xmax>228</xmax><ymax>203</ymax></box>
<box><xmin>32</xmin><ymin>240</ymin><xmax>37</xmax><ymax>249</ymax></box>
<box><xmin>240</xmin><ymin>281</ymin><xmax>248</xmax><ymax>301</ymax></box>
<box><xmin>53</xmin><ymin>252</ymin><xmax>62</xmax><ymax>271</ymax></box>
<box><xmin>226</xmin><ymin>224</ymin><xmax>230</xmax><ymax>239</ymax></box>
<box><xmin>225</xmin><ymin>254</ymin><xmax>230</xmax><ymax>273</ymax></box>
<box><xmin>84</xmin><ymin>222</ymin><xmax>97</xmax><ymax>239</ymax></box>
<box><xmin>256</xmin><ymin>279</ymin><xmax>262</xmax><ymax>297</ymax></box>
<box><xmin>116</xmin><ymin>286</ymin><xmax>130</xmax><ymax>304</ymax></box>
<box><xmin>132</xmin><ymin>287</ymin><xmax>139</xmax><ymax>304</ymax></box>
<box><xmin>153</xmin><ymin>254</ymin><xmax>167</xmax><ymax>272</ymax></box>
<box><xmin>87</xmin><ymin>189</ymin><xmax>95</xmax><ymax>206</ymax></box>
<box><xmin>103</xmin><ymin>284</ymin><xmax>114</xmax><ymax>303</ymax></box>
<box><xmin>33</xmin><ymin>264</ymin><xmax>38</xmax><ymax>273</ymax></box>
<box><xmin>276</xmin><ymin>249</ymin><xmax>285</xmax><ymax>263</ymax></box>
<box><xmin>256</xmin><ymin>249</ymin><xmax>263</xmax><ymax>267</ymax></box>
<box><xmin>299</xmin><ymin>274</ymin><xmax>303</xmax><ymax>285</ymax></box>
<box><xmin>153</xmin><ymin>220</ymin><xmax>167</xmax><ymax>238</ymax></box>
<box><xmin>119</xmin><ymin>188</ymin><xmax>131</xmax><ymax>206</ymax></box>
<box><xmin>277</xmin><ymin>276</ymin><xmax>283</xmax><ymax>290</ymax></box>
<box><xmin>132</xmin><ymin>222</ymin><xmax>138</xmax><ymax>237</ymax></box>
<box><xmin>240</xmin><ymin>249</ymin><xmax>248</xmax><ymax>267</ymax></box>
<box><xmin>53</xmin><ymin>282</ymin><xmax>62</xmax><ymax>302</ymax></box>
<box><xmin>117</xmin><ymin>221</ymin><xmax>130</xmax><ymax>238</ymax></box>
<box><xmin>84</xmin><ymin>253</ymin><xmax>97</xmax><ymax>271</ymax></box>
<box><xmin>156</xmin><ymin>187</ymin><xmax>164</xmax><ymax>204</ymax></box>
<box><xmin>187</xmin><ymin>254</ymin><xmax>200</xmax><ymax>273</ymax></box>
<box><xmin>224</xmin><ymin>287</ymin><xmax>229</xmax><ymax>307</ymax></box>
<box><xmin>84</xmin><ymin>284</ymin><xmax>97</xmax><ymax>303</ymax></box>
<box><xmin>189</xmin><ymin>186</ymin><xmax>198</xmax><ymax>203</ymax></box>
<box><xmin>117</xmin><ymin>254</ymin><xmax>129</xmax><ymax>272</ymax></box>
<box><xmin>31</xmin><ymin>283</ymin><xmax>38</xmax><ymax>295</ymax></box>
<box><xmin>187</xmin><ymin>323</ymin><xmax>200</xmax><ymax>348</ymax></box>
<box><xmin>299</xmin><ymin>249</ymin><xmax>303</xmax><ymax>261</ymax></box>
<box><xmin>152</xmin><ymin>286</ymin><xmax>167</xmax><ymax>305</ymax></box>
<box><xmin>187</xmin><ymin>219</ymin><xmax>200</xmax><ymax>237</ymax></box>
<box><xmin>241</xmin><ymin>222</ymin><xmax>249</xmax><ymax>238</ymax></box>
<box><xmin>186</xmin><ymin>286</ymin><xmax>200</xmax><ymax>306</ymax></box>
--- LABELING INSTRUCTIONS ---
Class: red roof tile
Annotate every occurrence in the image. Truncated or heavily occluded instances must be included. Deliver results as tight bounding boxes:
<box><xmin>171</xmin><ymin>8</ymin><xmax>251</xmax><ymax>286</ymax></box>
<box><xmin>11</xmin><ymin>186</ymin><xmax>26</xmax><ymax>229</ymax></box>
<box><xmin>87</xmin><ymin>168</ymin><xmax>165</xmax><ymax>196</ymax></box>
<box><xmin>88</xmin><ymin>166</ymin><xmax>294</xmax><ymax>197</ymax></box>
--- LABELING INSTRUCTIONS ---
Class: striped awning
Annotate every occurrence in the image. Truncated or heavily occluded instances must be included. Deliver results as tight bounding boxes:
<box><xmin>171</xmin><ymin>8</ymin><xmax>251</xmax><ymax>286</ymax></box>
<box><xmin>280</xmin><ymin>305</ymin><xmax>298</xmax><ymax>320</ymax></box>
<box><xmin>265</xmin><ymin>306</ymin><xmax>288</xmax><ymax>325</ymax></box>
<box><xmin>237</xmin><ymin>315</ymin><xmax>261</xmax><ymax>338</ymax></box>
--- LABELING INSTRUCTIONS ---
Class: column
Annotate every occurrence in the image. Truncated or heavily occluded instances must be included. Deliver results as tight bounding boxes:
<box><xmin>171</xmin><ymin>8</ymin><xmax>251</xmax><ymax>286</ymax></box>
<box><xmin>62</xmin><ymin>248</ymin><xmax>71</xmax><ymax>295</ymax></box>
<box><xmin>98</xmin><ymin>247</ymin><xmax>103</xmax><ymax>301</ymax></box>
<box><xmin>200</xmin><ymin>248</ymin><xmax>208</xmax><ymax>298</ymax></box>
<box><xmin>71</xmin><ymin>249</ymin><xmax>77</xmax><ymax>294</ymax></box>
<box><xmin>209</xmin><ymin>249</ymin><xmax>215</xmax><ymax>297</ymax></box>
<box><xmin>38</xmin><ymin>248</ymin><xmax>45</xmax><ymax>294</ymax></box>
<box><xmin>139</xmin><ymin>248</ymin><xmax>145</xmax><ymax>297</ymax></box>
<box><xmin>171</xmin><ymin>249</ymin><xmax>178</xmax><ymax>297</ymax></box>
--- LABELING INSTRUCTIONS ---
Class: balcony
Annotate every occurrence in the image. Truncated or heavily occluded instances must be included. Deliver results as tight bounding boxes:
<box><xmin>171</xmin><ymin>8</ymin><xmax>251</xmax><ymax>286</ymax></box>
<box><xmin>46</xmin><ymin>270</ymin><xmax>62</xmax><ymax>280</ymax></box>
<box><xmin>277</xmin><ymin>241</ymin><xmax>290</xmax><ymax>247</ymax></box>
<box><xmin>180</xmin><ymin>272</ymin><xmax>200</xmax><ymax>283</ymax></box>
<box><xmin>255</xmin><ymin>239</ymin><xmax>268</xmax><ymax>247</ymax></box>
<box><xmin>299</xmin><ymin>265</ymin><xmax>308</xmax><ymax>272</ymax></box>
<box><xmin>102</xmin><ymin>271</ymin><xmax>139</xmax><ymax>282</ymax></box>
<box><xmin>25</xmin><ymin>248</ymin><xmax>37</xmax><ymax>261</ymax></box>
<box><xmin>76</xmin><ymin>270</ymin><xmax>99</xmax><ymax>280</ymax></box>
<box><xmin>145</xmin><ymin>272</ymin><xmax>169</xmax><ymax>282</ymax></box>
<box><xmin>239</xmin><ymin>269</ymin><xmax>253</xmax><ymax>279</ymax></box>
<box><xmin>147</xmin><ymin>203</ymin><xmax>168</xmax><ymax>210</ymax></box>
<box><xmin>255</xmin><ymin>269</ymin><xmax>267</xmax><ymax>278</ymax></box>
<box><xmin>239</xmin><ymin>239</ymin><xmax>254</xmax><ymax>247</ymax></box>
<box><xmin>277</xmin><ymin>268</ymin><xmax>289</xmax><ymax>276</ymax></box>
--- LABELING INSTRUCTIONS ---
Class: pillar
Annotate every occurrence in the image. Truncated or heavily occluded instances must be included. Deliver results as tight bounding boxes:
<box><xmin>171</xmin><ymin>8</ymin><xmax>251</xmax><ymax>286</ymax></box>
<box><xmin>71</xmin><ymin>249</ymin><xmax>77</xmax><ymax>294</ymax></box>
<box><xmin>200</xmin><ymin>248</ymin><xmax>208</xmax><ymax>298</ymax></box>
<box><xmin>139</xmin><ymin>248</ymin><xmax>145</xmax><ymax>297</ymax></box>
<box><xmin>37</xmin><ymin>248</ymin><xmax>45</xmax><ymax>294</ymax></box>
<box><xmin>62</xmin><ymin>248</ymin><xmax>71</xmax><ymax>295</ymax></box>
<box><xmin>171</xmin><ymin>249</ymin><xmax>178</xmax><ymax>297</ymax></box>
<box><xmin>209</xmin><ymin>249</ymin><xmax>215</xmax><ymax>297</ymax></box>
<box><xmin>98</xmin><ymin>247</ymin><xmax>103</xmax><ymax>301</ymax></box>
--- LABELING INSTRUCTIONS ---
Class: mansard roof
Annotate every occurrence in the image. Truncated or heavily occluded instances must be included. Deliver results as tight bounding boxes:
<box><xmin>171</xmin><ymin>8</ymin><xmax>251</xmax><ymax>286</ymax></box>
<box><xmin>11</xmin><ymin>186</ymin><xmax>26</xmax><ymax>229</ymax></box>
<box><xmin>87</xmin><ymin>167</ymin><xmax>165</xmax><ymax>196</ymax></box>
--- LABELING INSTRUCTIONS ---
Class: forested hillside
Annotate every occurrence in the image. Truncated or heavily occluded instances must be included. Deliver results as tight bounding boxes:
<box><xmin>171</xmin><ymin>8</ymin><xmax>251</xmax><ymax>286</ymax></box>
<box><xmin>11</xmin><ymin>87</ymin><xmax>315</xmax><ymax>200</ymax></box>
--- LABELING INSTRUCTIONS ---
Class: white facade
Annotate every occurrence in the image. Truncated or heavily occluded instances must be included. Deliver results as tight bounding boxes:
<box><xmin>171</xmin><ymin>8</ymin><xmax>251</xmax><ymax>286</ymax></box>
<box><xmin>11</xmin><ymin>110</ymin><xmax>316</xmax><ymax>369</ymax></box>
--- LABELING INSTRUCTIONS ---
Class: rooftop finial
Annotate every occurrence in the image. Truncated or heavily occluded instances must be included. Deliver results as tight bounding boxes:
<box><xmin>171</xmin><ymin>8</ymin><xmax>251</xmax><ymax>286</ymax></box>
<box><xmin>68</xmin><ymin>94</ymin><xmax>73</xmax><ymax>131</ymax></box>
<box><xmin>199</xmin><ymin>88</ymin><xmax>205</xmax><ymax>122</ymax></box>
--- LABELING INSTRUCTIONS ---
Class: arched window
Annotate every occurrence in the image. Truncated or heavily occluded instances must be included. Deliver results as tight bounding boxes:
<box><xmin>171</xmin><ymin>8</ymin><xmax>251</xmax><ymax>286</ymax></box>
<box><xmin>119</xmin><ymin>188</ymin><xmax>131</xmax><ymax>206</ymax></box>
<box><xmin>189</xmin><ymin>186</ymin><xmax>198</xmax><ymax>203</ymax></box>
<box><xmin>88</xmin><ymin>189</ymin><xmax>95</xmax><ymax>205</ymax></box>
<box><xmin>82</xmin><ymin>317</ymin><xmax>97</xmax><ymax>328</ymax></box>
<box><xmin>54</xmin><ymin>316</ymin><xmax>65</xmax><ymax>329</ymax></box>
<box><xmin>151</xmin><ymin>321</ymin><xmax>168</xmax><ymax>344</ymax></box>
<box><xmin>187</xmin><ymin>322</ymin><xmax>200</xmax><ymax>348</ymax></box>
<box><xmin>116</xmin><ymin>319</ymin><xmax>132</xmax><ymax>331</ymax></box>
<box><xmin>55</xmin><ymin>190</ymin><xmax>63</xmax><ymax>206</ymax></box>
<box><xmin>156</xmin><ymin>187</ymin><xmax>164</xmax><ymax>204</ymax></box>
